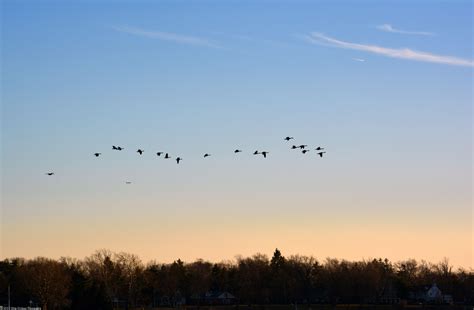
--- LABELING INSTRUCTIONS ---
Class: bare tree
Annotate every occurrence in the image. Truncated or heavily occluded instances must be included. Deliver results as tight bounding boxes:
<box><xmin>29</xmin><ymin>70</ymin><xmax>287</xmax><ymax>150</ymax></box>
<box><xmin>20</xmin><ymin>257</ymin><xmax>71</xmax><ymax>310</ymax></box>
<box><xmin>84</xmin><ymin>249</ymin><xmax>121</xmax><ymax>304</ymax></box>
<box><xmin>115</xmin><ymin>252</ymin><xmax>144</xmax><ymax>307</ymax></box>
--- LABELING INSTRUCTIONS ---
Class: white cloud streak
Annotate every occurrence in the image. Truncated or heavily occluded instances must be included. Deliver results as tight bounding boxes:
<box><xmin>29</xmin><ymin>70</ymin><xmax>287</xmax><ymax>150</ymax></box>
<box><xmin>303</xmin><ymin>32</ymin><xmax>473</xmax><ymax>67</ymax></box>
<box><xmin>376</xmin><ymin>24</ymin><xmax>434</xmax><ymax>36</ymax></box>
<box><xmin>112</xmin><ymin>25</ymin><xmax>222</xmax><ymax>49</ymax></box>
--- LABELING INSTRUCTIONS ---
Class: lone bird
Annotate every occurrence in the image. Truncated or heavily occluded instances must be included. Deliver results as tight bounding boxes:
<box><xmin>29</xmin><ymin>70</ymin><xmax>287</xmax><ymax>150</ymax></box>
<box><xmin>164</xmin><ymin>153</ymin><xmax>171</xmax><ymax>159</ymax></box>
<box><xmin>234</xmin><ymin>149</ymin><xmax>242</xmax><ymax>153</ymax></box>
<box><xmin>284</xmin><ymin>136</ymin><xmax>294</xmax><ymax>141</ymax></box>
<box><xmin>156</xmin><ymin>152</ymin><xmax>163</xmax><ymax>156</ymax></box>
<box><xmin>45</xmin><ymin>172</ymin><xmax>54</xmax><ymax>176</ymax></box>
<box><xmin>204</xmin><ymin>153</ymin><xmax>211</xmax><ymax>158</ymax></box>
<box><xmin>299</xmin><ymin>145</ymin><xmax>308</xmax><ymax>149</ymax></box>
<box><xmin>94</xmin><ymin>153</ymin><xmax>101</xmax><ymax>157</ymax></box>
<box><xmin>253</xmin><ymin>150</ymin><xmax>260</xmax><ymax>155</ymax></box>
<box><xmin>261</xmin><ymin>151</ymin><xmax>269</xmax><ymax>158</ymax></box>
<box><xmin>315</xmin><ymin>146</ymin><xmax>325</xmax><ymax>151</ymax></box>
<box><xmin>291</xmin><ymin>145</ymin><xmax>298</xmax><ymax>149</ymax></box>
<box><xmin>137</xmin><ymin>149</ymin><xmax>144</xmax><ymax>155</ymax></box>
<box><xmin>302</xmin><ymin>150</ymin><xmax>310</xmax><ymax>154</ymax></box>
<box><xmin>176</xmin><ymin>157</ymin><xmax>182</xmax><ymax>164</ymax></box>
<box><xmin>317</xmin><ymin>151</ymin><xmax>326</xmax><ymax>158</ymax></box>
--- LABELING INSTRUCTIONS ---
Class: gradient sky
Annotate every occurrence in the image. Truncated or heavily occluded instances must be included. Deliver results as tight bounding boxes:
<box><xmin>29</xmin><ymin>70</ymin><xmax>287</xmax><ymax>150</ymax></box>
<box><xmin>1</xmin><ymin>0</ymin><xmax>472</xmax><ymax>268</ymax></box>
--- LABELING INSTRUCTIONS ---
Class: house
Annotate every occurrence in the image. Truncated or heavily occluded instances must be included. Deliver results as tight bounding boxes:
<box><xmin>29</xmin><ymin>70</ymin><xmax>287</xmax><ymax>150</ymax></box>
<box><xmin>377</xmin><ymin>280</ymin><xmax>400</xmax><ymax>304</ymax></box>
<box><xmin>190</xmin><ymin>291</ymin><xmax>237</xmax><ymax>305</ymax></box>
<box><xmin>443</xmin><ymin>294</ymin><xmax>453</xmax><ymax>304</ymax></box>
<box><xmin>426</xmin><ymin>283</ymin><xmax>442</xmax><ymax>302</ymax></box>
<box><xmin>216</xmin><ymin>292</ymin><xmax>237</xmax><ymax>304</ymax></box>
<box><xmin>408</xmin><ymin>283</ymin><xmax>444</xmax><ymax>303</ymax></box>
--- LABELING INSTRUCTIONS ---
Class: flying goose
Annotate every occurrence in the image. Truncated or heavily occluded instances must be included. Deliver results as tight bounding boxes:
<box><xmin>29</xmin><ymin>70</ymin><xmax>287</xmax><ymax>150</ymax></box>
<box><xmin>137</xmin><ymin>149</ymin><xmax>144</xmax><ymax>155</ymax></box>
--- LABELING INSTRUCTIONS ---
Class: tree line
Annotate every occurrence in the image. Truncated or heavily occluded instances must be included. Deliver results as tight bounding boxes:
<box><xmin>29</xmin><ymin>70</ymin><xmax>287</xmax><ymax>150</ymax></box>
<box><xmin>0</xmin><ymin>249</ymin><xmax>472</xmax><ymax>309</ymax></box>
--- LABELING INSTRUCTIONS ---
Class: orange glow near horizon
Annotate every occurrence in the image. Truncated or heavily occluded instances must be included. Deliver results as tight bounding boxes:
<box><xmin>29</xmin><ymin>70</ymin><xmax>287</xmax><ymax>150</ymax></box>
<box><xmin>2</xmin><ymin>207</ymin><xmax>472</xmax><ymax>268</ymax></box>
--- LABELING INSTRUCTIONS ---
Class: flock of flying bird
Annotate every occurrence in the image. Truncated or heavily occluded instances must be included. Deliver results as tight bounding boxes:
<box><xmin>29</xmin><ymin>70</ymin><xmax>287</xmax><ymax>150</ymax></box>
<box><xmin>45</xmin><ymin>137</ymin><xmax>326</xmax><ymax>180</ymax></box>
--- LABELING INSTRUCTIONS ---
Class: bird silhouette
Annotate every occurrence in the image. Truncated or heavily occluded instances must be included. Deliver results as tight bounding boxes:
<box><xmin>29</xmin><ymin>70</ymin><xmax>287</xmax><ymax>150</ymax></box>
<box><xmin>94</xmin><ymin>153</ymin><xmax>101</xmax><ymax>157</ymax></box>
<box><xmin>261</xmin><ymin>151</ymin><xmax>269</xmax><ymax>158</ymax></box>
<box><xmin>164</xmin><ymin>153</ymin><xmax>171</xmax><ymax>159</ymax></box>
<box><xmin>253</xmin><ymin>150</ymin><xmax>260</xmax><ymax>155</ymax></box>
<box><xmin>234</xmin><ymin>149</ymin><xmax>242</xmax><ymax>153</ymax></box>
<box><xmin>284</xmin><ymin>136</ymin><xmax>294</xmax><ymax>141</ymax></box>
<box><xmin>156</xmin><ymin>152</ymin><xmax>163</xmax><ymax>156</ymax></box>
<box><xmin>45</xmin><ymin>172</ymin><xmax>54</xmax><ymax>176</ymax></box>
<box><xmin>302</xmin><ymin>150</ymin><xmax>310</xmax><ymax>154</ymax></box>
<box><xmin>317</xmin><ymin>151</ymin><xmax>326</xmax><ymax>157</ymax></box>
<box><xmin>117</xmin><ymin>146</ymin><xmax>123</xmax><ymax>151</ymax></box>
<box><xmin>176</xmin><ymin>157</ymin><xmax>182</xmax><ymax>164</ymax></box>
<box><xmin>315</xmin><ymin>146</ymin><xmax>325</xmax><ymax>151</ymax></box>
<box><xmin>137</xmin><ymin>149</ymin><xmax>144</xmax><ymax>155</ymax></box>
<box><xmin>125</xmin><ymin>181</ymin><xmax>132</xmax><ymax>184</ymax></box>
<box><xmin>299</xmin><ymin>145</ymin><xmax>308</xmax><ymax>149</ymax></box>
<box><xmin>112</xmin><ymin>146</ymin><xmax>118</xmax><ymax>150</ymax></box>
<box><xmin>204</xmin><ymin>153</ymin><xmax>211</xmax><ymax>158</ymax></box>
<box><xmin>291</xmin><ymin>145</ymin><xmax>298</xmax><ymax>149</ymax></box>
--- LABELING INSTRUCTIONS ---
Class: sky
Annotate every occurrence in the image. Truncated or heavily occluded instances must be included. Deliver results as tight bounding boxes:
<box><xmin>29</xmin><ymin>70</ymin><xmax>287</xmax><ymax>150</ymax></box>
<box><xmin>1</xmin><ymin>0</ymin><xmax>472</xmax><ymax>268</ymax></box>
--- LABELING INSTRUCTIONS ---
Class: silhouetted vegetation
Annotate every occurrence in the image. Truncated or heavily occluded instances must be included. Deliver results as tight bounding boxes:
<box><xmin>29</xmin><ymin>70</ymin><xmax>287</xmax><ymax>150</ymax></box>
<box><xmin>0</xmin><ymin>249</ymin><xmax>472</xmax><ymax>309</ymax></box>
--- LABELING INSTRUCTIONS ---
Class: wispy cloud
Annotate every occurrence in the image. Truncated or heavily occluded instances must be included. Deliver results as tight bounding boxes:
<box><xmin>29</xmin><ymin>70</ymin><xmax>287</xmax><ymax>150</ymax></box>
<box><xmin>352</xmin><ymin>58</ymin><xmax>366</xmax><ymax>62</ymax></box>
<box><xmin>302</xmin><ymin>32</ymin><xmax>473</xmax><ymax>67</ymax></box>
<box><xmin>112</xmin><ymin>25</ymin><xmax>222</xmax><ymax>49</ymax></box>
<box><xmin>376</xmin><ymin>24</ymin><xmax>434</xmax><ymax>36</ymax></box>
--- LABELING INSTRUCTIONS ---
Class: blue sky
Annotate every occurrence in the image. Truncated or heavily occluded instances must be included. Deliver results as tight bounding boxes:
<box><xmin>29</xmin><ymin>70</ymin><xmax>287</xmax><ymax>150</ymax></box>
<box><xmin>2</xmin><ymin>1</ymin><xmax>472</xmax><ymax>267</ymax></box>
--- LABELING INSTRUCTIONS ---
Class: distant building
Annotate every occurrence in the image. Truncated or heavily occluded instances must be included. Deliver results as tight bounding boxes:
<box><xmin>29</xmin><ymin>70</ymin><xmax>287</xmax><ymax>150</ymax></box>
<box><xmin>377</xmin><ymin>280</ymin><xmax>399</xmax><ymax>304</ymax></box>
<box><xmin>409</xmin><ymin>283</ymin><xmax>444</xmax><ymax>303</ymax></box>
<box><xmin>426</xmin><ymin>283</ymin><xmax>443</xmax><ymax>302</ymax></box>
<box><xmin>190</xmin><ymin>291</ymin><xmax>237</xmax><ymax>305</ymax></box>
<box><xmin>216</xmin><ymin>292</ymin><xmax>237</xmax><ymax>304</ymax></box>
<box><xmin>443</xmin><ymin>294</ymin><xmax>453</xmax><ymax>304</ymax></box>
